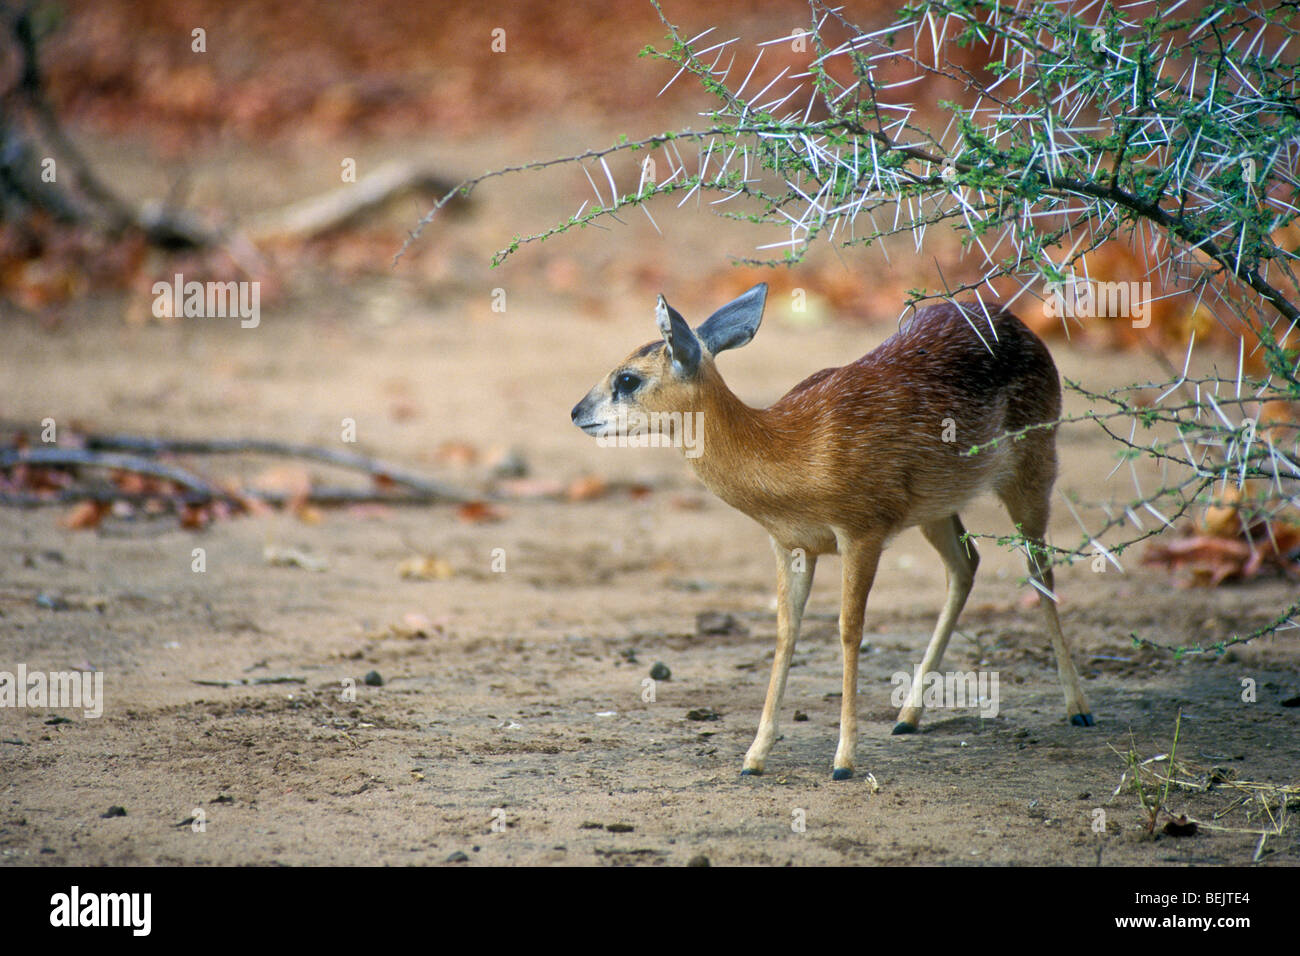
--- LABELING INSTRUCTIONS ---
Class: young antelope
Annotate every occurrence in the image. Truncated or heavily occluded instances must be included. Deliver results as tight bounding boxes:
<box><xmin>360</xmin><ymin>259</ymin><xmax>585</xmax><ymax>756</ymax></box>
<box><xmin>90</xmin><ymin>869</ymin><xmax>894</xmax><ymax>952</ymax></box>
<box><xmin>570</xmin><ymin>283</ymin><xmax>1093</xmax><ymax>780</ymax></box>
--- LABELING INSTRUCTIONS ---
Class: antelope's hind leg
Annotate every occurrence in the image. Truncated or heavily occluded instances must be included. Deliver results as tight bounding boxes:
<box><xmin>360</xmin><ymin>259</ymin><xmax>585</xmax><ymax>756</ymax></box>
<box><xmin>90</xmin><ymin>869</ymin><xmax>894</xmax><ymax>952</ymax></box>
<box><xmin>893</xmin><ymin>515</ymin><xmax>979</xmax><ymax>734</ymax></box>
<box><xmin>998</xmin><ymin>473</ymin><xmax>1093</xmax><ymax>727</ymax></box>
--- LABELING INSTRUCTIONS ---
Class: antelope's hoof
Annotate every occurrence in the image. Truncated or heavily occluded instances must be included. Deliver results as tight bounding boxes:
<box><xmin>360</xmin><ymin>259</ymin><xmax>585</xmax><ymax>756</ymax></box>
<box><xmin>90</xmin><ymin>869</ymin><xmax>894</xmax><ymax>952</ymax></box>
<box><xmin>831</xmin><ymin>767</ymin><xmax>853</xmax><ymax>781</ymax></box>
<box><xmin>740</xmin><ymin>767</ymin><xmax>762</xmax><ymax>777</ymax></box>
<box><xmin>891</xmin><ymin>721</ymin><xmax>917</xmax><ymax>735</ymax></box>
<box><xmin>1070</xmin><ymin>713</ymin><xmax>1096</xmax><ymax>727</ymax></box>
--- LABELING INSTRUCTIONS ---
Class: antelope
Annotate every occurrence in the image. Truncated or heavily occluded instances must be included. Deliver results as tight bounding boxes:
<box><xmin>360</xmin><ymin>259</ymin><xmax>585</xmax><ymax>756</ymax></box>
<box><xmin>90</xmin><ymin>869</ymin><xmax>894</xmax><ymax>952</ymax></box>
<box><xmin>570</xmin><ymin>283</ymin><xmax>1093</xmax><ymax>780</ymax></box>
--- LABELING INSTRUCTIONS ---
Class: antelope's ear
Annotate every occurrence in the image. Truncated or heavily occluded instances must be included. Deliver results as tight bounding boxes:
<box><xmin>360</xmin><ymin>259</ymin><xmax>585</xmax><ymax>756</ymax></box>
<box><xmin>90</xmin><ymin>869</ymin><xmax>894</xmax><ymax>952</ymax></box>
<box><xmin>696</xmin><ymin>282</ymin><xmax>767</xmax><ymax>355</ymax></box>
<box><xmin>656</xmin><ymin>294</ymin><xmax>701</xmax><ymax>377</ymax></box>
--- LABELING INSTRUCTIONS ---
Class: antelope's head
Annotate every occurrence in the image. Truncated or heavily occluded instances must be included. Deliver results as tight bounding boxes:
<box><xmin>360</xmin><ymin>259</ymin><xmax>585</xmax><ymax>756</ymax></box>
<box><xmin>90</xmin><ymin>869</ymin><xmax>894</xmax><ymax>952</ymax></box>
<box><xmin>570</xmin><ymin>283</ymin><xmax>767</xmax><ymax>452</ymax></box>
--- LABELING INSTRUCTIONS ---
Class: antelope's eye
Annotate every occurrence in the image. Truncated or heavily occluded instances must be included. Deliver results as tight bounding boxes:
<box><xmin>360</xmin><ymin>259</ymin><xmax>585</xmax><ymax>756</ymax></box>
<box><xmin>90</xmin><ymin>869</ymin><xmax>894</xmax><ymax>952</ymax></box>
<box><xmin>614</xmin><ymin>372</ymin><xmax>641</xmax><ymax>396</ymax></box>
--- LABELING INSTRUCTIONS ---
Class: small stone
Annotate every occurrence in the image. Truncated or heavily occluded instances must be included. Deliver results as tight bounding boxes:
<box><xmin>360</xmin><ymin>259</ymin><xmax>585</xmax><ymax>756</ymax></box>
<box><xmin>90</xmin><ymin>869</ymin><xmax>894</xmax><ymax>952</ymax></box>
<box><xmin>649</xmin><ymin>662</ymin><xmax>671</xmax><ymax>681</ymax></box>
<box><xmin>686</xmin><ymin>708</ymin><xmax>721</xmax><ymax>721</ymax></box>
<box><xmin>36</xmin><ymin>592</ymin><xmax>69</xmax><ymax>611</ymax></box>
<box><xmin>792</xmin><ymin>710</ymin><xmax>808</xmax><ymax>722</ymax></box>
<box><xmin>363</xmin><ymin>670</ymin><xmax>384</xmax><ymax>687</ymax></box>
<box><xmin>695</xmin><ymin>611</ymin><xmax>748</xmax><ymax>637</ymax></box>
<box><xmin>606</xmin><ymin>823</ymin><xmax>634</xmax><ymax>833</ymax></box>
<box><xmin>687</xmin><ymin>854</ymin><xmax>710</xmax><ymax>867</ymax></box>
<box><xmin>488</xmin><ymin>447</ymin><xmax>529</xmax><ymax>479</ymax></box>
<box><xmin>445</xmin><ymin>850</ymin><xmax>469</xmax><ymax>863</ymax></box>
<box><xmin>101</xmin><ymin>806</ymin><xmax>127</xmax><ymax>818</ymax></box>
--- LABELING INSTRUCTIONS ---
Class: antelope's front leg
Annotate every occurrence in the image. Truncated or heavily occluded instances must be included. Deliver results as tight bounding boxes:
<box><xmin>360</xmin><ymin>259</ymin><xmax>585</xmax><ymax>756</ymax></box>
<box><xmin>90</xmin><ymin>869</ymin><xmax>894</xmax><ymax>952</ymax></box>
<box><xmin>741</xmin><ymin>539</ymin><xmax>816</xmax><ymax>776</ymax></box>
<box><xmin>832</xmin><ymin>538</ymin><xmax>881</xmax><ymax>780</ymax></box>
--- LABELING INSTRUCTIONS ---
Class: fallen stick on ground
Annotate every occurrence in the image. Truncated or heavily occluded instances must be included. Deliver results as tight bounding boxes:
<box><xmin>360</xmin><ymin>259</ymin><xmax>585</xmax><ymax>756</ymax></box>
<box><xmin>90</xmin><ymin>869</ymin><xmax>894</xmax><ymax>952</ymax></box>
<box><xmin>245</xmin><ymin>159</ymin><xmax>461</xmax><ymax>241</ymax></box>
<box><xmin>0</xmin><ymin>434</ymin><xmax>482</xmax><ymax>505</ymax></box>
<box><xmin>82</xmin><ymin>434</ymin><xmax>480</xmax><ymax>501</ymax></box>
<box><xmin>0</xmin><ymin>448</ymin><xmax>234</xmax><ymax>500</ymax></box>
<box><xmin>0</xmin><ymin>487</ymin><xmax>457</xmax><ymax>508</ymax></box>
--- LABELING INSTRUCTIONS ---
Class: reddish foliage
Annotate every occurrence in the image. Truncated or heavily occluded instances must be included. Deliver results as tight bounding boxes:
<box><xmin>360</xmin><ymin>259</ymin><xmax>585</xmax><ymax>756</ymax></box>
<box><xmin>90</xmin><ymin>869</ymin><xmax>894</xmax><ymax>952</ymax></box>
<box><xmin>60</xmin><ymin>500</ymin><xmax>109</xmax><ymax>530</ymax></box>
<box><xmin>1143</xmin><ymin>403</ymin><xmax>1300</xmax><ymax>586</ymax></box>
<box><xmin>565</xmin><ymin>474</ymin><xmax>607</xmax><ymax>502</ymax></box>
<box><xmin>456</xmin><ymin>501</ymin><xmax>504</xmax><ymax>524</ymax></box>
<box><xmin>37</xmin><ymin>0</ymin><xmax>822</xmax><ymax>147</ymax></box>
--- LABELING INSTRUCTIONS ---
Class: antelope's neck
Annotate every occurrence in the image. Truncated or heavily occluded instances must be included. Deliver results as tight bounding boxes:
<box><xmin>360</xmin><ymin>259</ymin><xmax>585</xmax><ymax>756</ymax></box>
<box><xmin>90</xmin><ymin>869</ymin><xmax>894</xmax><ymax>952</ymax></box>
<box><xmin>684</xmin><ymin>369</ymin><xmax>809</xmax><ymax>510</ymax></box>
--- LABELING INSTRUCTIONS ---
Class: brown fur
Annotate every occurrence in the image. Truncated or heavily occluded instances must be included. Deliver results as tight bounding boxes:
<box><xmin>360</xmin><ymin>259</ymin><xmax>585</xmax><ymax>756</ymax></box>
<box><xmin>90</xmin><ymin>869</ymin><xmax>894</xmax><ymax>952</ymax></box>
<box><xmin>618</xmin><ymin>304</ymin><xmax>1057</xmax><ymax>549</ymax></box>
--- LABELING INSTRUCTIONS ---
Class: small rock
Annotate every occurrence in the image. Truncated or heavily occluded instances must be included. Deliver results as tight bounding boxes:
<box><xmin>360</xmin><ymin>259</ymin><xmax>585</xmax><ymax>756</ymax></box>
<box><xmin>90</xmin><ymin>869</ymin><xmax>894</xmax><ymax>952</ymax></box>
<box><xmin>363</xmin><ymin>670</ymin><xmax>384</xmax><ymax>687</ymax></box>
<box><xmin>687</xmin><ymin>854</ymin><xmax>710</xmax><ymax>867</ymax></box>
<box><xmin>686</xmin><ymin>708</ymin><xmax>721</xmax><ymax>722</ymax></box>
<box><xmin>445</xmin><ymin>850</ymin><xmax>469</xmax><ymax>863</ymax></box>
<box><xmin>1208</xmin><ymin>767</ymin><xmax>1237</xmax><ymax>786</ymax></box>
<box><xmin>488</xmin><ymin>447</ymin><xmax>529</xmax><ymax>479</ymax></box>
<box><xmin>606</xmin><ymin>823</ymin><xmax>634</xmax><ymax>833</ymax></box>
<box><xmin>649</xmin><ymin>662</ymin><xmax>671</xmax><ymax>681</ymax></box>
<box><xmin>792</xmin><ymin>710</ymin><xmax>808</xmax><ymax>722</ymax></box>
<box><xmin>101</xmin><ymin>806</ymin><xmax>127</xmax><ymax>818</ymax></box>
<box><xmin>696</xmin><ymin>611</ymin><xmax>748</xmax><ymax>637</ymax></box>
<box><xmin>667</xmin><ymin>578</ymin><xmax>717</xmax><ymax>592</ymax></box>
<box><xmin>36</xmin><ymin>592</ymin><xmax>70</xmax><ymax>611</ymax></box>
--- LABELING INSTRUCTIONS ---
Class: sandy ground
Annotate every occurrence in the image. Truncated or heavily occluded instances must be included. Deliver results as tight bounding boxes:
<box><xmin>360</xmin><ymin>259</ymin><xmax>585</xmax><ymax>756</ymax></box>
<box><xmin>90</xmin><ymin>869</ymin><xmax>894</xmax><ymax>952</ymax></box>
<box><xmin>2</xmin><ymin>136</ymin><xmax>1298</xmax><ymax>867</ymax></box>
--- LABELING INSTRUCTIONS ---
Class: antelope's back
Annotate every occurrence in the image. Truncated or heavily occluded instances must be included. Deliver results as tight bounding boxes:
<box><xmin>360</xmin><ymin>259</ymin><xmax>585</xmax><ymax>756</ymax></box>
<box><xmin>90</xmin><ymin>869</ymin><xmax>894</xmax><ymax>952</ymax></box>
<box><xmin>774</xmin><ymin>301</ymin><xmax>1062</xmax><ymax>530</ymax></box>
<box><xmin>879</xmin><ymin>302</ymin><xmax>1062</xmax><ymax>430</ymax></box>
